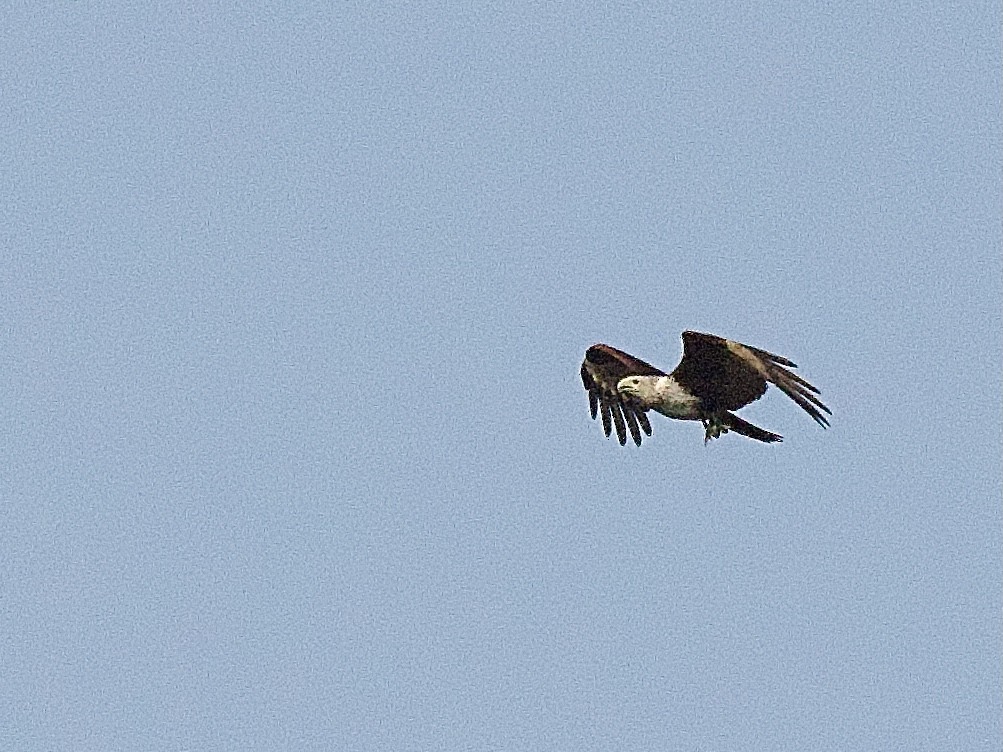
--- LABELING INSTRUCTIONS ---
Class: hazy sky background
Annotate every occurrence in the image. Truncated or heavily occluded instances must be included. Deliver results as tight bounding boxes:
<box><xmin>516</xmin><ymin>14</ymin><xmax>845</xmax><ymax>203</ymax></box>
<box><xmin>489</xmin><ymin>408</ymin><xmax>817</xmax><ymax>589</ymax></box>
<box><xmin>3</xmin><ymin>3</ymin><xmax>1000</xmax><ymax>751</ymax></box>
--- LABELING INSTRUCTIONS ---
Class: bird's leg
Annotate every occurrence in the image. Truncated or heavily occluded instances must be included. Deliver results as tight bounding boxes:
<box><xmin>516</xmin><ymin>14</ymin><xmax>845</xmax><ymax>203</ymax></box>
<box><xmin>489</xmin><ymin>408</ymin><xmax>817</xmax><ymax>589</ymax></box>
<box><xmin>702</xmin><ymin>415</ymin><xmax>729</xmax><ymax>444</ymax></box>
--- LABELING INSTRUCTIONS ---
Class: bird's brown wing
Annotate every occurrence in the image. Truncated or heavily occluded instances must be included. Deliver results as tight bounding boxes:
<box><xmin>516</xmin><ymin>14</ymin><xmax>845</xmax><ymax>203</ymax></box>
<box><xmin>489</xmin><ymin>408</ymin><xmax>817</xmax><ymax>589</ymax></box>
<box><xmin>581</xmin><ymin>344</ymin><xmax>664</xmax><ymax>446</ymax></box>
<box><xmin>674</xmin><ymin>331</ymin><xmax>831</xmax><ymax>427</ymax></box>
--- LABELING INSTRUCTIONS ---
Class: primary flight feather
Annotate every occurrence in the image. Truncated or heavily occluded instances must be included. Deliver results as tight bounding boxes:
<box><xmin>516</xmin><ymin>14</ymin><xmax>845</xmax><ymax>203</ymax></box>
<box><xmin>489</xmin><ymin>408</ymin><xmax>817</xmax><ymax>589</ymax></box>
<box><xmin>580</xmin><ymin>331</ymin><xmax>831</xmax><ymax>446</ymax></box>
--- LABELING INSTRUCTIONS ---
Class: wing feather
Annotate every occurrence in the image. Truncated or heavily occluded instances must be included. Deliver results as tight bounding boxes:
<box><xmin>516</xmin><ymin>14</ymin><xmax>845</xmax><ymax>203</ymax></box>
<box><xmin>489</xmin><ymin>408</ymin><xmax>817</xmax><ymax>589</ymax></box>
<box><xmin>622</xmin><ymin>407</ymin><xmax>642</xmax><ymax>446</ymax></box>
<box><xmin>611</xmin><ymin>401</ymin><xmax>627</xmax><ymax>445</ymax></box>
<box><xmin>636</xmin><ymin>410</ymin><xmax>653</xmax><ymax>437</ymax></box>
<box><xmin>764</xmin><ymin>365</ymin><xmax>831</xmax><ymax>427</ymax></box>
<box><xmin>739</xmin><ymin>338</ymin><xmax>832</xmax><ymax>427</ymax></box>
<box><xmin>600</xmin><ymin>396</ymin><xmax>613</xmax><ymax>437</ymax></box>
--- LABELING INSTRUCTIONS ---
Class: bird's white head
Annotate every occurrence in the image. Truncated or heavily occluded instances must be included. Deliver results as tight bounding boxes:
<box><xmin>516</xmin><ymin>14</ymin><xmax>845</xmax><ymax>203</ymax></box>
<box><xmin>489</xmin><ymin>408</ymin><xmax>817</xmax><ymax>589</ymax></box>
<box><xmin>617</xmin><ymin>375</ymin><xmax>658</xmax><ymax>405</ymax></box>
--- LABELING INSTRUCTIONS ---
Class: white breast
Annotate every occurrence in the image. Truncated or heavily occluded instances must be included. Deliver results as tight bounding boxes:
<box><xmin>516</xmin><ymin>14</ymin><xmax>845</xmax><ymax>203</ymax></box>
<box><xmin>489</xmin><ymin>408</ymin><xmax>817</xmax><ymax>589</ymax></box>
<box><xmin>651</xmin><ymin>376</ymin><xmax>702</xmax><ymax>420</ymax></box>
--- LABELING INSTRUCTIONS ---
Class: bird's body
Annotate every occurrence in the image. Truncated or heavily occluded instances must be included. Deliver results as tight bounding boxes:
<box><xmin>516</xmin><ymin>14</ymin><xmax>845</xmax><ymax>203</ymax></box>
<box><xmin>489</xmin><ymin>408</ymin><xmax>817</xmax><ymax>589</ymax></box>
<box><xmin>580</xmin><ymin>331</ymin><xmax>831</xmax><ymax>446</ymax></box>
<box><xmin>624</xmin><ymin>375</ymin><xmax>702</xmax><ymax>420</ymax></box>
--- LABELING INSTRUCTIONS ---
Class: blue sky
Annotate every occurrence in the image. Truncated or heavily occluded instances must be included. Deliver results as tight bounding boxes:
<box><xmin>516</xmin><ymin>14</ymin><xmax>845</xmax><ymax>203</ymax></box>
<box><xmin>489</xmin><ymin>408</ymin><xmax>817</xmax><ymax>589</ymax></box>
<box><xmin>2</xmin><ymin>3</ymin><xmax>1000</xmax><ymax>751</ymax></box>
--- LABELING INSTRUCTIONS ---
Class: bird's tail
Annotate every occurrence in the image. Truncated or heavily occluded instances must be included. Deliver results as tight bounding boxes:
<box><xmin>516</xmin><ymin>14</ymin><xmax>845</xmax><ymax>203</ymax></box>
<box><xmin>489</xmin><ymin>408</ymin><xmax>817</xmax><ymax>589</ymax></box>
<box><xmin>722</xmin><ymin>412</ymin><xmax>783</xmax><ymax>443</ymax></box>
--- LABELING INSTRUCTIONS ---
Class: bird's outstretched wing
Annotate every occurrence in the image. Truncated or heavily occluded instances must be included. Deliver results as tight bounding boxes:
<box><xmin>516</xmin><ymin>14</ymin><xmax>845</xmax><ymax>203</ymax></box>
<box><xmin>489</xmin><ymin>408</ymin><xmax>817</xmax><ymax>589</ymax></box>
<box><xmin>581</xmin><ymin>344</ymin><xmax>665</xmax><ymax>446</ymax></box>
<box><xmin>673</xmin><ymin>331</ymin><xmax>831</xmax><ymax>427</ymax></box>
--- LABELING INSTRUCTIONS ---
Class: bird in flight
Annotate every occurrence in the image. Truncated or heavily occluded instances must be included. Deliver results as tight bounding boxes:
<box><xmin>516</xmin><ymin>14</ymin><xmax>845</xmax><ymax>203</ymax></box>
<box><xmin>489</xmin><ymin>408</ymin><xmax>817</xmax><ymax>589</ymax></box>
<box><xmin>580</xmin><ymin>331</ymin><xmax>830</xmax><ymax>446</ymax></box>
